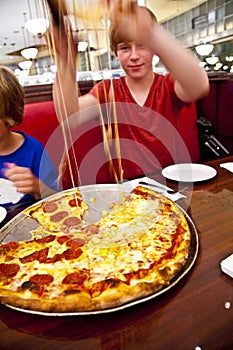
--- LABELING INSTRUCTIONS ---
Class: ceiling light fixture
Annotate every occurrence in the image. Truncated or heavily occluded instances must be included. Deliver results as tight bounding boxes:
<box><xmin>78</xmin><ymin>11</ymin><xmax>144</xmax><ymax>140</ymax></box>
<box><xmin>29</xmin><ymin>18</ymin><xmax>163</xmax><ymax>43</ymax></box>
<box><xmin>78</xmin><ymin>41</ymin><xmax>88</xmax><ymax>52</ymax></box>
<box><xmin>199</xmin><ymin>61</ymin><xmax>207</xmax><ymax>67</ymax></box>
<box><xmin>25</xmin><ymin>18</ymin><xmax>49</xmax><ymax>36</ymax></box>
<box><xmin>21</xmin><ymin>47</ymin><xmax>38</xmax><ymax>60</ymax></box>
<box><xmin>195</xmin><ymin>43</ymin><xmax>214</xmax><ymax>56</ymax></box>
<box><xmin>206</xmin><ymin>56</ymin><xmax>219</xmax><ymax>65</ymax></box>
<box><xmin>226</xmin><ymin>56</ymin><xmax>233</xmax><ymax>62</ymax></box>
<box><xmin>214</xmin><ymin>63</ymin><xmax>223</xmax><ymax>70</ymax></box>
<box><xmin>18</xmin><ymin>60</ymin><xmax>33</xmax><ymax>70</ymax></box>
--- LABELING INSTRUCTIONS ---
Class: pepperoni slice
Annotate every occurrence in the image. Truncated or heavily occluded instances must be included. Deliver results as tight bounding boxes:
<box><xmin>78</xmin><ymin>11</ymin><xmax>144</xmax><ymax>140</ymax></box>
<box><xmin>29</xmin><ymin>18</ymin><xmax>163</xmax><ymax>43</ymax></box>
<box><xmin>89</xmin><ymin>280</ymin><xmax>107</xmax><ymax>297</ymax></box>
<box><xmin>66</xmin><ymin>238</ymin><xmax>85</xmax><ymax>248</ymax></box>
<box><xmin>68</xmin><ymin>198</ymin><xmax>82</xmax><ymax>208</ymax></box>
<box><xmin>0</xmin><ymin>263</ymin><xmax>20</xmax><ymax>277</ymax></box>
<box><xmin>50</xmin><ymin>211</ymin><xmax>68</xmax><ymax>223</ymax></box>
<box><xmin>19</xmin><ymin>248</ymin><xmax>49</xmax><ymax>263</ymax></box>
<box><xmin>63</xmin><ymin>217</ymin><xmax>81</xmax><ymax>227</ymax></box>
<box><xmin>1</xmin><ymin>241</ymin><xmax>19</xmax><ymax>250</ymax></box>
<box><xmin>30</xmin><ymin>274</ymin><xmax>54</xmax><ymax>285</ymax></box>
<box><xmin>45</xmin><ymin>253</ymin><xmax>62</xmax><ymax>263</ymax></box>
<box><xmin>84</xmin><ymin>224</ymin><xmax>99</xmax><ymax>234</ymax></box>
<box><xmin>62</xmin><ymin>271</ymin><xmax>88</xmax><ymax>285</ymax></box>
<box><xmin>43</xmin><ymin>202</ymin><xmax>58</xmax><ymax>213</ymax></box>
<box><xmin>0</xmin><ymin>241</ymin><xmax>19</xmax><ymax>254</ymax></box>
<box><xmin>62</xmin><ymin>247</ymin><xmax>83</xmax><ymax>260</ymax></box>
<box><xmin>57</xmin><ymin>235</ymin><xmax>72</xmax><ymax>245</ymax></box>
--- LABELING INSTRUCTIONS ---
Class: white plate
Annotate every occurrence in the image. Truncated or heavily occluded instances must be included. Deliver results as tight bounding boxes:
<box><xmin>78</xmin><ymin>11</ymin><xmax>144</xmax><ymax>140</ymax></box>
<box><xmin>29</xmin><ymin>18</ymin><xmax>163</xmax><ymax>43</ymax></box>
<box><xmin>162</xmin><ymin>163</ymin><xmax>217</xmax><ymax>182</ymax></box>
<box><xmin>0</xmin><ymin>206</ymin><xmax>7</xmax><ymax>223</ymax></box>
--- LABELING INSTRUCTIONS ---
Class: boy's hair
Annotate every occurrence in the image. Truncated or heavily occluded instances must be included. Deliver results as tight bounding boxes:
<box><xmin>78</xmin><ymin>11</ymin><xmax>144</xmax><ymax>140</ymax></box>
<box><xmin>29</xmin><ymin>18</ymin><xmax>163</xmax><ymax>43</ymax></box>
<box><xmin>109</xmin><ymin>4</ymin><xmax>157</xmax><ymax>55</ymax></box>
<box><xmin>0</xmin><ymin>66</ymin><xmax>24</xmax><ymax>127</ymax></box>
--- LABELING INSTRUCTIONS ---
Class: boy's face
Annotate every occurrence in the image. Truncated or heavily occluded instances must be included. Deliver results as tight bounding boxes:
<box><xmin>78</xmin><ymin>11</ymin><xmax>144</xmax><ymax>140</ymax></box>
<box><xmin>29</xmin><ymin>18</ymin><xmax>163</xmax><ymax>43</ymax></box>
<box><xmin>116</xmin><ymin>41</ymin><xmax>154</xmax><ymax>79</ymax></box>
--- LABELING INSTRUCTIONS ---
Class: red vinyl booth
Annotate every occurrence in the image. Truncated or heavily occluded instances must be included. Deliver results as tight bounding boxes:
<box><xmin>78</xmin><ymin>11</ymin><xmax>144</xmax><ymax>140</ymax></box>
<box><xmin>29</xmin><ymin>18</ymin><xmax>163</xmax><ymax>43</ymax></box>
<box><xmin>13</xmin><ymin>100</ymin><xmax>200</xmax><ymax>189</ymax></box>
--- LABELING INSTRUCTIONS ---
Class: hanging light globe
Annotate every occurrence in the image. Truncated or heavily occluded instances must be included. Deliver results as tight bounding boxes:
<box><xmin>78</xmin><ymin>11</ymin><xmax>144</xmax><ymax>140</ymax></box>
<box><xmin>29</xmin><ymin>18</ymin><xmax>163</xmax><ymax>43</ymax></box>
<box><xmin>21</xmin><ymin>47</ymin><xmax>38</xmax><ymax>60</ymax></box>
<box><xmin>25</xmin><ymin>18</ymin><xmax>49</xmax><ymax>36</ymax></box>
<box><xmin>206</xmin><ymin>56</ymin><xmax>219</xmax><ymax>65</ymax></box>
<box><xmin>18</xmin><ymin>60</ymin><xmax>33</xmax><ymax>70</ymax></box>
<box><xmin>195</xmin><ymin>44</ymin><xmax>214</xmax><ymax>56</ymax></box>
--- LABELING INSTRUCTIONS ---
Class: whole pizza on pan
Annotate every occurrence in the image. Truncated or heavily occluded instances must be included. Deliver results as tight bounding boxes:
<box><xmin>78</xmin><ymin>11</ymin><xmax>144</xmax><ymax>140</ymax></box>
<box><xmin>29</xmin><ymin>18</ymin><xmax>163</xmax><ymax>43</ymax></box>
<box><xmin>0</xmin><ymin>185</ymin><xmax>192</xmax><ymax>313</ymax></box>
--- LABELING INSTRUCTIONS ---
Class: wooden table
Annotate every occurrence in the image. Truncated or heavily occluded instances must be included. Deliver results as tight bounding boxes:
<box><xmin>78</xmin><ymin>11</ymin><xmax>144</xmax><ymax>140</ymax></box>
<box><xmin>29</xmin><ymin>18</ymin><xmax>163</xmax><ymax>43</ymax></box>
<box><xmin>0</xmin><ymin>156</ymin><xmax>233</xmax><ymax>350</ymax></box>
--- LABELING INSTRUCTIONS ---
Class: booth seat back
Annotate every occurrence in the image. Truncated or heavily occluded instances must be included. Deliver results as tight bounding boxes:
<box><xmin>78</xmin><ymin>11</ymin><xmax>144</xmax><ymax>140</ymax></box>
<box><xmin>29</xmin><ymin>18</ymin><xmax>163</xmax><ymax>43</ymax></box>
<box><xmin>177</xmin><ymin>102</ymin><xmax>200</xmax><ymax>162</ymax></box>
<box><xmin>13</xmin><ymin>100</ymin><xmax>200</xmax><ymax>189</ymax></box>
<box><xmin>14</xmin><ymin>101</ymin><xmax>59</xmax><ymax>147</ymax></box>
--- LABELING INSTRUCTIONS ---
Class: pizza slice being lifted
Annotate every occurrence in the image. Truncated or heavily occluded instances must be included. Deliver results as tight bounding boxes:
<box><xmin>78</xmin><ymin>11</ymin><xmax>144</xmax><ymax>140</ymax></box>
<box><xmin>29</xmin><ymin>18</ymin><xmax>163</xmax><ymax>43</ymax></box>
<box><xmin>25</xmin><ymin>189</ymin><xmax>88</xmax><ymax>233</ymax></box>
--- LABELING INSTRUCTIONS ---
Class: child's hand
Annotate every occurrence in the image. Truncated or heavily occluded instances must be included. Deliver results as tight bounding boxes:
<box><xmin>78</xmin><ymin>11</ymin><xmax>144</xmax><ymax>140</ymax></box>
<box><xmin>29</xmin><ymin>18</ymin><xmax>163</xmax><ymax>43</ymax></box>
<box><xmin>3</xmin><ymin>163</ymin><xmax>41</xmax><ymax>198</ymax></box>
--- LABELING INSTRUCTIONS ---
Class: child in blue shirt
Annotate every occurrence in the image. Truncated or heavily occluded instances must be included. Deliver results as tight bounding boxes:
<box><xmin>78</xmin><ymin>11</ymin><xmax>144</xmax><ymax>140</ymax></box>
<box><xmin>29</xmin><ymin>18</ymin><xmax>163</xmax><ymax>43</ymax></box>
<box><xmin>0</xmin><ymin>66</ymin><xmax>59</xmax><ymax>211</ymax></box>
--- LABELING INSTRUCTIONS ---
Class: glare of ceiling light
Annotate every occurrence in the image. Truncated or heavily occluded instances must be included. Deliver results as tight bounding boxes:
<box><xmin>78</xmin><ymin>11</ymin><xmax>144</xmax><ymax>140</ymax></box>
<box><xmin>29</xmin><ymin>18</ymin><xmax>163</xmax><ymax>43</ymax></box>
<box><xmin>25</xmin><ymin>18</ymin><xmax>49</xmax><ymax>36</ymax></box>
<box><xmin>195</xmin><ymin>44</ymin><xmax>214</xmax><ymax>56</ymax></box>
<box><xmin>21</xmin><ymin>47</ymin><xmax>38</xmax><ymax>60</ymax></box>
<box><xmin>18</xmin><ymin>60</ymin><xmax>32</xmax><ymax>70</ymax></box>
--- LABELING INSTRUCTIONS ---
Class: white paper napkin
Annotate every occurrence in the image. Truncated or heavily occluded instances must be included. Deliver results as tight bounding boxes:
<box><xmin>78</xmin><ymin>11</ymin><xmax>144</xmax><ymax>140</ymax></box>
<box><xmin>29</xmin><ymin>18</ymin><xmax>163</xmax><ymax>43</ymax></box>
<box><xmin>126</xmin><ymin>177</ymin><xmax>186</xmax><ymax>201</ymax></box>
<box><xmin>220</xmin><ymin>162</ymin><xmax>233</xmax><ymax>173</ymax></box>
<box><xmin>220</xmin><ymin>253</ymin><xmax>233</xmax><ymax>278</ymax></box>
<box><xmin>0</xmin><ymin>178</ymin><xmax>24</xmax><ymax>204</ymax></box>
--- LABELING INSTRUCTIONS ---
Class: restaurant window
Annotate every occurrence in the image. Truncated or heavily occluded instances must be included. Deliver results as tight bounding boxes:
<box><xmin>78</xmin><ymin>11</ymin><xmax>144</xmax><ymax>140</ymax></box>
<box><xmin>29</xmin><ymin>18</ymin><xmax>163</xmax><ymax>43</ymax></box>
<box><xmin>225</xmin><ymin>15</ymin><xmax>233</xmax><ymax>30</ymax></box>
<box><xmin>225</xmin><ymin>1</ymin><xmax>233</xmax><ymax>16</ymax></box>
<box><xmin>208</xmin><ymin>10</ymin><xmax>216</xmax><ymax>23</ymax></box>
<box><xmin>208</xmin><ymin>0</ymin><xmax>215</xmax><ymax>11</ymax></box>
<box><xmin>193</xmin><ymin>28</ymin><xmax>200</xmax><ymax>42</ymax></box>
<box><xmin>200</xmin><ymin>27</ymin><xmax>208</xmax><ymax>38</ymax></box>
<box><xmin>192</xmin><ymin>6</ymin><xmax>200</xmax><ymax>18</ymax></box>
<box><xmin>216</xmin><ymin>19</ymin><xmax>224</xmax><ymax>32</ymax></box>
<box><xmin>208</xmin><ymin>23</ymin><xmax>216</xmax><ymax>36</ymax></box>
<box><xmin>216</xmin><ymin>7</ymin><xmax>224</xmax><ymax>20</ymax></box>
<box><xmin>216</xmin><ymin>0</ymin><xmax>224</xmax><ymax>6</ymax></box>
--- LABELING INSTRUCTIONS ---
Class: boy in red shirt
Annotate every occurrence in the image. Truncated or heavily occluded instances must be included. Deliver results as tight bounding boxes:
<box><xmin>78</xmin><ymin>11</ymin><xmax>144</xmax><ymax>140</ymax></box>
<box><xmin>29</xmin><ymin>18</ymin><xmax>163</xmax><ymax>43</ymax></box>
<box><xmin>50</xmin><ymin>1</ymin><xmax>209</xmax><ymax>184</ymax></box>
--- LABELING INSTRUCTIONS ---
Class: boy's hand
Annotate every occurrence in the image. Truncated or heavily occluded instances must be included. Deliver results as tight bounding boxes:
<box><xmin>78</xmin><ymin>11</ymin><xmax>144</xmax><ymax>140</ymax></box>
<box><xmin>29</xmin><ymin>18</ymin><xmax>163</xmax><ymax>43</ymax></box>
<box><xmin>110</xmin><ymin>2</ymin><xmax>156</xmax><ymax>50</ymax></box>
<box><xmin>47</xmin><ymin>0</ymin><xmax>78</xmax><ymax>67</ymax></box>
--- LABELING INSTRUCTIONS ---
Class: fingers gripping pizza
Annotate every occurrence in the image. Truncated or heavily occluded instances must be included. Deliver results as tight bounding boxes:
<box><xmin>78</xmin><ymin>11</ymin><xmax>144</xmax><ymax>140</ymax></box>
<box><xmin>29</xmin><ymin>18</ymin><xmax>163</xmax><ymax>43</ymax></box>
<box><xmin>0</xmin><ymin>186</ymin><xmax>191</xmax><ymax>313</ymax></box>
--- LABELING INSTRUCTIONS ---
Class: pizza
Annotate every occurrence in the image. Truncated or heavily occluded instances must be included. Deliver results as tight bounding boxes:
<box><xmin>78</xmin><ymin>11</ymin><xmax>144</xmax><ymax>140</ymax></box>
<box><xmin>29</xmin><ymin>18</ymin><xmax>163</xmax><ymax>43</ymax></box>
<box><xmin>0</xmin><ymin>186</ymin><xmax>191</xmax><ymax>313</ymax></box>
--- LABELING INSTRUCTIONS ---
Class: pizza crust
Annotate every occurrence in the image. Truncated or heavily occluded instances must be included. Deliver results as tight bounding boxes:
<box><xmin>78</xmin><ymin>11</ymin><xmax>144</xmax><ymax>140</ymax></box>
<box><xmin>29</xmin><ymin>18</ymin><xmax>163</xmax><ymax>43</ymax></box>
<box><xmin>0</xmin><ymin>277</ymin><xmax>166</xmax><ymax>312</ymax></box>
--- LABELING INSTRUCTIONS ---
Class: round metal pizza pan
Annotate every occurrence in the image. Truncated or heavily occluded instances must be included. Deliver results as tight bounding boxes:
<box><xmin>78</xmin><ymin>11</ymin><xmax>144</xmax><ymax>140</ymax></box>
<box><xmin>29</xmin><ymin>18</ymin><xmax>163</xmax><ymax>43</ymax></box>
<box><xmin>0</xmin><ymin>184</ymin><xmax>199</xmax><ymax>316</ymax></box>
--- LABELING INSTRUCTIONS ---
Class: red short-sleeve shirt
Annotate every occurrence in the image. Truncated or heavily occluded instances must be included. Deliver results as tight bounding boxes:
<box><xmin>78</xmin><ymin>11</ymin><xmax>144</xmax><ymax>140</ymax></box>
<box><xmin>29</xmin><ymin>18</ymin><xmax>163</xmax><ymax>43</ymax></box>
<box><xmin>87</xmin><ymin>73</ymin><xmax>193</xmax><ymax>181</ymax></box>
